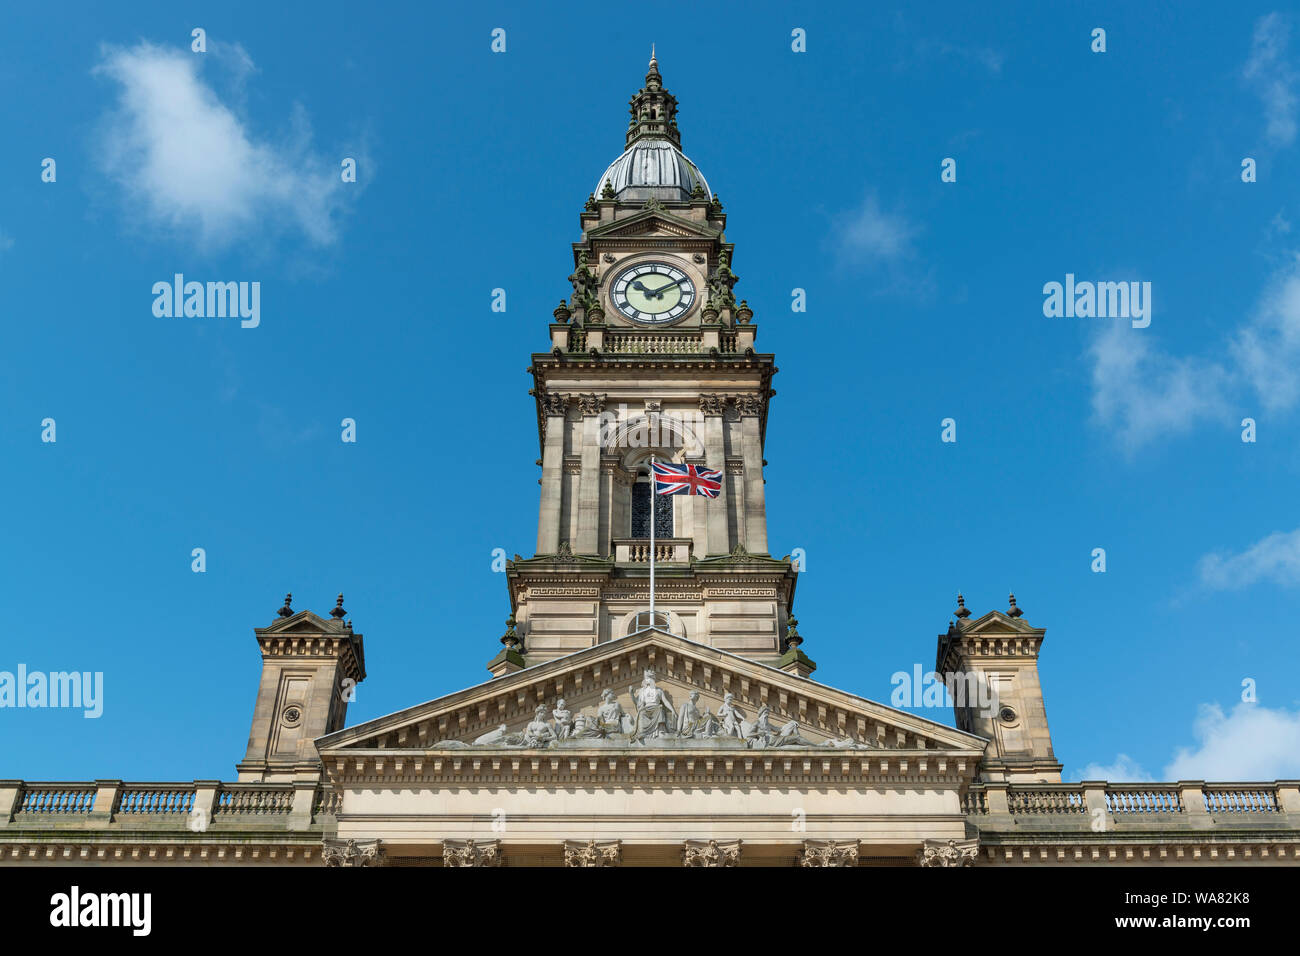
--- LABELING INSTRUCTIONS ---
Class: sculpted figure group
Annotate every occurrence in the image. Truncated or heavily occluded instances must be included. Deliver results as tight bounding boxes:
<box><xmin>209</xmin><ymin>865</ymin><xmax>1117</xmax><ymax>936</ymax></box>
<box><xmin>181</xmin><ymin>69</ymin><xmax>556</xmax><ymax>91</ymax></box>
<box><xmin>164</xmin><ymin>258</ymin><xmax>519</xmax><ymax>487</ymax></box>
<box><xmin>468</xmin><ymin>670</ymin><xmax>870</xmax><ymax>750</ymax></box>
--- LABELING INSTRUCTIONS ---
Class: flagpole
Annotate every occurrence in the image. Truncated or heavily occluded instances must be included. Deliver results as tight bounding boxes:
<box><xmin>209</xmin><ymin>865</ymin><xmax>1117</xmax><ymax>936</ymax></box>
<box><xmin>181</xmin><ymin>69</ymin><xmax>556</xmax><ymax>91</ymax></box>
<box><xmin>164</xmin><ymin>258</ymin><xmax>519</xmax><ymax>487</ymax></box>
<box><xmin>648</xmin><ymin>454</ymin><xmax>655</xmax><ymax>626</ymax></box>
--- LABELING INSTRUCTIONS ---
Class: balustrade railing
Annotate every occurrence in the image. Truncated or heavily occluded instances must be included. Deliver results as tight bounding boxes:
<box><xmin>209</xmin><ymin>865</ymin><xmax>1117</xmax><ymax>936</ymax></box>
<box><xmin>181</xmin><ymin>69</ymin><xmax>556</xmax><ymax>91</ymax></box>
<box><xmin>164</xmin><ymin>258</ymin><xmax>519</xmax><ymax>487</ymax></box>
<box><xmin>605</xmin><ymin>332</ymin><xmax>703</xmax><ymax>354</ymax></box>
<box><xmin>1105</xmin><ymin>786</ymin><xmax>1183</xmax><ymax>814</ymax></box>
<box><xmin>1204</xmin><ymin>786</ymin><xmax>1279</xmax><ymax>813</ymax></box>
<box><xmin>116</xmin><ymin>785</ymin><xmax>195</xmax><ymax>815</ymax></box>
<box><xmin>213</xmin><ymin>785</ymin><xmax>294</xmax><ymax>816</ymax></box>
<box><xmin>1006</xmin><ymin>785</ymin><xmax>1087</xmax><ymax>814</ymax></box>
<box><xmin>16</xmin><ymin>785</ymin><xmax>96</xmax><ymax>815</ymax></box>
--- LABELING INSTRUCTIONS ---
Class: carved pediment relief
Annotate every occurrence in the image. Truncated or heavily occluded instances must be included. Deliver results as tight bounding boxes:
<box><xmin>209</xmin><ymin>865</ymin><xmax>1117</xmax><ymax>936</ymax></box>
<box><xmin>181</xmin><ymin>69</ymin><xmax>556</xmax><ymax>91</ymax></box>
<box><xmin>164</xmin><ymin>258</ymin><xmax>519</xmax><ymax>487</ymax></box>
<box><xmin>318</xmin><ymin>629</ymin><xmax>987</xmax><ymax>761</ymax></box>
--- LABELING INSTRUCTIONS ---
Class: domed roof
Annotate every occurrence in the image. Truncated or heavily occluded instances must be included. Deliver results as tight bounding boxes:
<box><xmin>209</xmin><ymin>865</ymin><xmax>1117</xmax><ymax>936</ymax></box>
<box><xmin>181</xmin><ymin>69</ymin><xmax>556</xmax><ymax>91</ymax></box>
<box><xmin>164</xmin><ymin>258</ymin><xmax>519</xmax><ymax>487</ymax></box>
<box><xmin>595</xmin><ymin>138</ymin><xmax>712</xmax><ymax>203</ymax></box>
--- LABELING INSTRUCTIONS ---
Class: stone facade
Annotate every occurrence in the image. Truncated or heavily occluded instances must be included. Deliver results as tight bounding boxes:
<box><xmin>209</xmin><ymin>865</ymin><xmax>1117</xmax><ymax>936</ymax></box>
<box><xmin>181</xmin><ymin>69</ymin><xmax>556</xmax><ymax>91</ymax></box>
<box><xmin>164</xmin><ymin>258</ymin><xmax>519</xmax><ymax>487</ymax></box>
<box><xmin>2</xmin><ymin>55</ymin><xmax>1297</xmax><ymax>867</ymax></box>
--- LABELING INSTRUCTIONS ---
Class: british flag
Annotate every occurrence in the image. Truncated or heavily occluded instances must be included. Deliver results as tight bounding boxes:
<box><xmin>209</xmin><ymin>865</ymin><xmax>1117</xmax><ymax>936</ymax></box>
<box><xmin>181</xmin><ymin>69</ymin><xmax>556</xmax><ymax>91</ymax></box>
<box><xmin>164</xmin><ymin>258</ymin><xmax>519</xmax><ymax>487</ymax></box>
<box><xmin>652</xmin><ymin>461</ymin><xmax>723</xmax><ymax>498</ymax></box>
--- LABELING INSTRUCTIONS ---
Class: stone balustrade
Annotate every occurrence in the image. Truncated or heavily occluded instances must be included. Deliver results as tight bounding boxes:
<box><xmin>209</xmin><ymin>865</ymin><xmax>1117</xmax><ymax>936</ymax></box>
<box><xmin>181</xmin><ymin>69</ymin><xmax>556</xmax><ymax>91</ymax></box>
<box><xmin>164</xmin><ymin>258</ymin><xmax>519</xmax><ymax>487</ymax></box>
<box><xmin>613</xmin><ymin>537</ymin><xmax>692</xmax><ymax>564</ymax></box>
<box><xmin>561</xmin><ymin>329</ymin><xmax>747</xmax><ymax>355</ymax></box>
<box><xmin>0</xmin><ymin>779</ymin><xmax>340</xmax><ymax>833</ymax></box>
<box><xmin>964</xmin><ymin>780</ymin><xmax>1300</xmax><ymax>831</ymax></box>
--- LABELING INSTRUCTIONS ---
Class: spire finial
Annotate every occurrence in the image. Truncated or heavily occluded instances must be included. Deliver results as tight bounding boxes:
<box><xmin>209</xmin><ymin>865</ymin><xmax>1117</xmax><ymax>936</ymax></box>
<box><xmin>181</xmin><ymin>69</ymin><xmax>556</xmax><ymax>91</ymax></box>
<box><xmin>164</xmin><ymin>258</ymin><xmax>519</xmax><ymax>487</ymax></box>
<box><xmin>955</xmin><ymin>593</ymin><xmax>971</xmax><ymax>619</ymax></box>
<box><xmin>645</xmin><ymin>44</ymin><xmax>662</xmax><ymax>91</ymax></box>
<box><xmin>330</xmin><ymin>593</ymin><xmax>347</xmax><ymax>619</ymax></box>
<box><xmin>1008</xmin><ymin>593</ymin><xmax>1023</xmax><ymax>618</ymax></box>
<box><xmin>277</xmin><ymin>593</ymin><xmax>293</xmax><ymax>618</ymax></box>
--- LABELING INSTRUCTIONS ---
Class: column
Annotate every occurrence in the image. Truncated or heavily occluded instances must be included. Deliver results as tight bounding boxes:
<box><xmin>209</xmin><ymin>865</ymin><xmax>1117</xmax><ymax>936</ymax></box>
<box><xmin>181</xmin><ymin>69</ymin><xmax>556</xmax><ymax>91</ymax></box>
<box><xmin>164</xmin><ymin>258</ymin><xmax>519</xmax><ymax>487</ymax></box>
<box><xmin>700</xmin><ymin>395</ymin><xmax>729</xmax><ymax>556</ymax></box>
<box><xmin>575</xmin><ymin>393</ymin><xmax>606</xmax><ymax>555</ymax></box>
<box><xmin>536</xmin><ymin>393</ymin><xmax>568</xmax><ymax>554</ymax></box>
<box><xmin>738</xmin><ymin>395</ymin><xmax>768</xmax><ymax>554</ymax></box>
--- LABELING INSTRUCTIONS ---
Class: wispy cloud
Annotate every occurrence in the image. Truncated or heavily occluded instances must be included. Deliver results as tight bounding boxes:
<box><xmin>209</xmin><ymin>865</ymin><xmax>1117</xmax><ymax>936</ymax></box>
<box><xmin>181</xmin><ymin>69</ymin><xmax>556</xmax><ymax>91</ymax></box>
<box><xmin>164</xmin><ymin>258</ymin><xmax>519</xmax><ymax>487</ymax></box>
<box><xmin>1089</xmin><ymin>255</ymin><xmax>1300</xmax><ymax>451</ymax></box>
<box><xmin>1243</xmin><ymin>12</ymin><xmax>1298</xmax><ymax>147</ymax></box>
<box><xmin>915</xmin><ymin>37</ymin><xmax>1004</xmax><ymax>74</ymax></box>
<box><xmin>1078</xmin><ymin>753</ymin><xmax>1153</xmax><ymax>782</ymax></box>
<box><xmin>1088</xmin><ymin>322</ymin><xmax>1229</xmax><ymax>452</ymax></box>
<box><xmin>1198</xmin><ymin>527</ymin><xmax>1300</xmax><ymax>589</ymax></box>
<box><xmin>836</xmin><ymin>193</ymin><xmax>919</xmax><ymax>264</ymax></box>
<box><xmin>93</xmin><ymin>40</ymin><xmax>347</xmax><ymax>250</ymax></box>
<box><xmin>1082</xmin><ymin>702</ymin><xmax>1300</xmax><ymax>782</ymax></box>
<box><xmin>1231</xmin><ymin>253</ymin><xmax>1300</xmax><ymax>412</ymax></box>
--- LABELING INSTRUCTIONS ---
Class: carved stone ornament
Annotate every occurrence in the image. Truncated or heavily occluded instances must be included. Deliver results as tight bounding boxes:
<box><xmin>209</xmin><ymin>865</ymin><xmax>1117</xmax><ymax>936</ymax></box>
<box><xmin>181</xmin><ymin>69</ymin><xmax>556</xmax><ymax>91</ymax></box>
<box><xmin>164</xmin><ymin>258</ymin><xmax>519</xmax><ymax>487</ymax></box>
<box><xmin>322</xmin><ymin>837</ymin><xmax>384</xmax><ymax>867</ymax></box>
<box><xmin>918</xmin><ymin>838</ymin><xmax>980</xmax><ymax>868</ymax></box>
<box><xmin>443</xmin><ymin>838</ymin><xmax>502</xmax><ymax>867</ymax></box>
<box><xmin>682</xmin><ymin>838</ymin><xmax>742</xmax><ymax>867</ymax></box>
<box><xmin>564</xmin><ymin>839</ymin><xmax>622</xmax><ymax>867</ymax></box>
<box><xmin>698</xmin><ymin>393</ymin><xmax>727</xmax><ymax>416</ymax></box>
<box><xmin>577</xmin><ymin>392</ymin><xmax>607</xmax><ymax>416</ymax></box>
<box><xmin>734</xmin><ymin>394</ymin><xmax>763</xmax><ymax>417</ymax></box>
<box><xmin>543</xmin><ymin>392</ymin><xmax>570</xmax><ymax>416</ymax></box>
<box><xmin>799</xmin><ymin>840</ymin><xmax>859</xmax><ymax>867</ymax></box>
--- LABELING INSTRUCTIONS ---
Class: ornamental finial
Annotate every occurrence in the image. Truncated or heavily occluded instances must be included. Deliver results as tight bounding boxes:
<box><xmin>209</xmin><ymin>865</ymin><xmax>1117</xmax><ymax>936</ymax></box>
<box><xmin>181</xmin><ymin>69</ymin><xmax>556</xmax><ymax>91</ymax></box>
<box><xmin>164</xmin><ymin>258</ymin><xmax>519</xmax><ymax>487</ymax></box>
<box><xmin>1008</xmin><ymin>593</ymin><xmax>1023</xmax><ymax>618</ymax></box>
<box><xmin>330</xmin><ymin>593</ymin><xmax>346</xmax><ymax>619</ymax></box>
<box><xmin>277</xmin><ymin>593</ymin><xmax>293</xmax><ymax>618</ymax></box>
<box><xmin>955</xmin><ymin>593</ymin><xmax>971</xmax><ymax>619</ymax></box>
<box><xmin>501</xmin><ymin>616</ymin><xmax>519</xmax><ymax>649</ymax></box>
<box><xmin>785</xmin><ymin>616</ymin><xmax>803</xmax><ymax>647</ymax></box>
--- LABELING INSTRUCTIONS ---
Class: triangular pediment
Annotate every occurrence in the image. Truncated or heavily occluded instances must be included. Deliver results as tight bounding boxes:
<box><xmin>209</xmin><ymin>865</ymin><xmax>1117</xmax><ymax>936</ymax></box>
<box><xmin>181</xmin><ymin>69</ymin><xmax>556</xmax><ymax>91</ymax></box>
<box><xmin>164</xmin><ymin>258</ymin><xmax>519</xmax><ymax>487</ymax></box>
<box><xmin>318</xmin><ymin>629</ymin><xmax>987</xmax><ymax>757</ymax></box>
<box><xmin>586</xmin><ymin>207</ymin><xmax>720</xmax><ymax>242</ymax></box>
<box><xmin>959</xmin><ymin>610</ymin><xmax>1045</xmax><ymax>637</ymax></box>
<box><xmin>258</xmin><ymin>610</ymin><xmax>340</xmax><ymax>634</ymax></box>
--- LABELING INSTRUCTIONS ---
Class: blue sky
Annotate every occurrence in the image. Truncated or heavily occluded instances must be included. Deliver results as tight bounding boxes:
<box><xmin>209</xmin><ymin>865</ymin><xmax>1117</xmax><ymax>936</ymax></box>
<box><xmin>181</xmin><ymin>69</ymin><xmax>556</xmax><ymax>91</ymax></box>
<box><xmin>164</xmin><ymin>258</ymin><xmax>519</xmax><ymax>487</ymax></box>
<box><xmin>3</xmin><ymin>1</ymin><xmax>1300</xmax><ymax>783</ymax></box>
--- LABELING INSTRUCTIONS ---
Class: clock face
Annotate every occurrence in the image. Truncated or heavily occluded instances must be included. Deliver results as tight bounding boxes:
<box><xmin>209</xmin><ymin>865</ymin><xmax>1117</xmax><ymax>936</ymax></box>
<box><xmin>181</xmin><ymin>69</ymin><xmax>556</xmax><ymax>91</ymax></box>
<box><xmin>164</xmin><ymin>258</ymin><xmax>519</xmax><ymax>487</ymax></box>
<box><xmin>610</xmin><ymin>261</ymin><xmax>696</xmax><ymax>324</ymax></box>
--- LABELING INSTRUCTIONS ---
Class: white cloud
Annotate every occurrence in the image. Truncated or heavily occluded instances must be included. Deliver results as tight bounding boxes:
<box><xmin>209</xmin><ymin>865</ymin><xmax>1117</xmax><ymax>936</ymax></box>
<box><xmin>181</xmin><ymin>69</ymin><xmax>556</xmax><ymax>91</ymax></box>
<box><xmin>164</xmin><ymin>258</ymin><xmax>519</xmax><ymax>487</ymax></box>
<box><xmin>94</xmin><ymin>40</ymin><xmax>344</xmax><ymax>249</ymax></box>
<box><xmin>1088</xmin><ymin>322</ymin><xmax>1228</xmax><ymax>451</ymax></box>
<box><xmin>837</xmin><ymin>193</ymin><xmax>918</xmax><ymax>263</ymax></box>
<box><xmin>1089</xmin><ymin>254</ymin><xmax>1300</xmax><ymax>450</ymax></box>
<box><xmin>1165</xmin><ymin>702</ymin><xmax>1300</xmax><ymax>781</ymax></box>
<box><xmin>1231</xmin><ymin>254</ymin><xmax>1300</xmax><ymax>411</ymax></box>
<box><xmin>1078</xmin><ymin>753</ymin><xmax>1152</xmax><ymax>782</ymax></box>
<box><xmin>1243</xmin><ymin>13</ymin><xmax>1298</xmax><ymax>147</ymax></box>
<box><xmin>1198</xmin><ymin>527</ymin><xmax>1300</xmax><ymax>589</ymax></box>
<box><xmin>1081</xmin><ymin>702</ymin><xmax>1300</xmax><ymax>783</ymax></box>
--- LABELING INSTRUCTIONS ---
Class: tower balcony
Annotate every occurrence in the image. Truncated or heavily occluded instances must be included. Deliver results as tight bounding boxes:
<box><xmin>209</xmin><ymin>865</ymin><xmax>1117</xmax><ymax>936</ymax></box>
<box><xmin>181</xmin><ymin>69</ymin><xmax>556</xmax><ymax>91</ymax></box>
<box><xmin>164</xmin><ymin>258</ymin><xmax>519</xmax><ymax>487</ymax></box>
<box><xmin>612</xmin><ymin>537</ymin><xmax>693</xmax><ymax>564</ymax></box>
<box><xmin>557</xmin><ymin>327</ymin><xmax>746</xmax><ymax>355</ymax></box>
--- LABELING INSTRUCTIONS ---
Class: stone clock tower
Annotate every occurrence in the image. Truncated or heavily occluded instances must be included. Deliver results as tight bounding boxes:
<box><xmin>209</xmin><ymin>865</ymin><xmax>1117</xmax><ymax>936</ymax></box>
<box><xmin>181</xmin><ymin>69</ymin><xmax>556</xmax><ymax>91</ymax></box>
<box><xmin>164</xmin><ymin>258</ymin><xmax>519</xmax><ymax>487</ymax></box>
<box><xmin>495</xmin><ymin>53</ymin><xmax>807</xmax><ymax>677</ymax></box>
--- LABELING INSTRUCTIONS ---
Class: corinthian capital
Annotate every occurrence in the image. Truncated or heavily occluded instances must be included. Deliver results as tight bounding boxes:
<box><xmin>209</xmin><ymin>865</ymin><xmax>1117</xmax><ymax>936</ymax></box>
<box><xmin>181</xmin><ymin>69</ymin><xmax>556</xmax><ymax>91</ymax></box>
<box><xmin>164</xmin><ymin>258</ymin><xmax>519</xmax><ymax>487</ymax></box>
<box><xmin>682</xmin><ymin>838</ymin><xmax>741</xmax><ymax>867</ymax></box>
<box><xmin>698</xmin><ymin>393</ymin><xmax>726</xmax><ymax>416</ymax></box>
<box><xmin>799</xmin><ymin>840</ymin><xmax>859</xmax><ymax>867</ymax></box>
<box><xmin>734</xmin><ymin>394</ymin><xmax>763</xmax><ymax>417</ymax></box>
<box><xmin>442</xmin><ymin>838</ymin><xmax>502</xmax><ymax>867</ymax></box>
<box><xmin>577</xmin><ymin>392</ymin><xmax>607</xmax><ymax>416</ymax></box>
<box><xmin>542</xmin><ymin>392</ymin><xmax>570</xmax><ymax>417</ymax></box>
<box><xmin>918</xmin><ymin>838</ymin><xmax>979</xmax><ymax>867</ymax></box>
<box><xmin>322</xmin><ymin>838</ymin><xmax>384</xmax><ymax>867</ymax></box>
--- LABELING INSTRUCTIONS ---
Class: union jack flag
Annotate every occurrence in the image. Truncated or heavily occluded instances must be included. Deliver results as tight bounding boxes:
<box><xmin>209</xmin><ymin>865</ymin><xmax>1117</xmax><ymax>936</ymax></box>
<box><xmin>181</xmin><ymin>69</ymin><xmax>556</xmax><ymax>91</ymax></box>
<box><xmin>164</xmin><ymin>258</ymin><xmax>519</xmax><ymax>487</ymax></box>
<box><xmin>652</xmin><ymin>461</ymin><xmax>723</xmax><ymax>498</ymax></box>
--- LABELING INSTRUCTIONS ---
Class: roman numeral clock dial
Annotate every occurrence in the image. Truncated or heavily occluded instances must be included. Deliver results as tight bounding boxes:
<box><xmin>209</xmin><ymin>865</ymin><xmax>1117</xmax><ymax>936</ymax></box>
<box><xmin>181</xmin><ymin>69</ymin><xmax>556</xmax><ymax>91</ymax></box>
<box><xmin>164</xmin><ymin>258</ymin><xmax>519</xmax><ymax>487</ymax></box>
<box><xmin>610</xmin><ymin>262</ymin><xmax>695</xmax><ymax>324</ymax></box>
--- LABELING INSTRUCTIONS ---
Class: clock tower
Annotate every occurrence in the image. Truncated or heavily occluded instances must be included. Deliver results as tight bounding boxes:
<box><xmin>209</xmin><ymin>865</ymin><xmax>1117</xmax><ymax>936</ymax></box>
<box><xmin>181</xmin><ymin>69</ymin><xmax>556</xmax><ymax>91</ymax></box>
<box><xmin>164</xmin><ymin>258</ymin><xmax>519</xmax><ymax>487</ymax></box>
<box><xmin>495</xmin><ymin>52</ymin><xmax>808</xmax><ymax>678</ymax></box>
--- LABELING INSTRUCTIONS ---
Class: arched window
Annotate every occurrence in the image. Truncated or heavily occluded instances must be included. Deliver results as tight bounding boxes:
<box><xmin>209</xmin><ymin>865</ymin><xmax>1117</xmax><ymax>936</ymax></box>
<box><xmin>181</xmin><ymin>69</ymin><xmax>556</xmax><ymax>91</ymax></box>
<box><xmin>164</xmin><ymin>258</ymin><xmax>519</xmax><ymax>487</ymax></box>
<box><xmin>628</xmin><ymin>610</ymin><xmax>671</xmax><ymax>634</ymax></box>
<box><xmin>630</xmin><ymin>470</ymin><xmax>672</xmax><ymax>539</ymax></box>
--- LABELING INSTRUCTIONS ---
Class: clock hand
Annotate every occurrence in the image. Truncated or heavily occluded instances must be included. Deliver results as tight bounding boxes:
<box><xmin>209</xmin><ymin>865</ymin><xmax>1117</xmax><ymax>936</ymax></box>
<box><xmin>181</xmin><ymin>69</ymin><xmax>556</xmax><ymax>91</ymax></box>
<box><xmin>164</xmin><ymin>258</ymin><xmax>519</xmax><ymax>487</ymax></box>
<box><xmin>643</xmin><ymin>279</ymin><xmax>685</xmax><ymax>299</ymax></box>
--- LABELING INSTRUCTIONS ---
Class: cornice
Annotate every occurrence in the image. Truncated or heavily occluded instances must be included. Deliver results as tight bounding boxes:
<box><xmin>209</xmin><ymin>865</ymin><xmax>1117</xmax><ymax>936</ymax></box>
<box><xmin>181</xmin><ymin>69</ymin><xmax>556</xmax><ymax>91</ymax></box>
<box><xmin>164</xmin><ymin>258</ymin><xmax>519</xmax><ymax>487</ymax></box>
<box><xmin>322</xmin><ymin>747</ymin><xmax>981</xmax><ymax>789</ymax></box>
